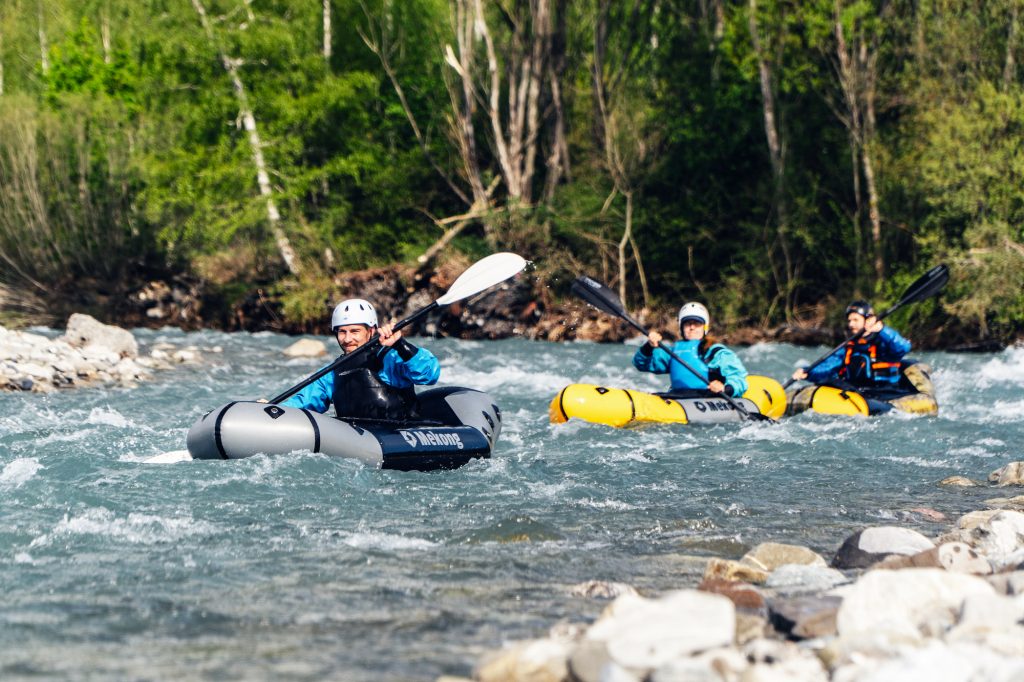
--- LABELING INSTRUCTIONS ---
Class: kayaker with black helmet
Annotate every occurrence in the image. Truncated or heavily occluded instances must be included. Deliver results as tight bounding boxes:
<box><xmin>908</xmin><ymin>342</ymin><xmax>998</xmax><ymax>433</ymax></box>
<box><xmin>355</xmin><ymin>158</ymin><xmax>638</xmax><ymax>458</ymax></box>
<box><xmin>791</xmin><ymin>300</ymin><xmax>911</xmax><ymax>388</ymax></box>
<box><xmin>633</xmin><ymin>302</ymin><xmax>749</xmax><ymax>397</ymax></box>
<box><xmin>281</xmin><ymin>298</ymin><xmax>440</xmax><ymax>420</ymax></box>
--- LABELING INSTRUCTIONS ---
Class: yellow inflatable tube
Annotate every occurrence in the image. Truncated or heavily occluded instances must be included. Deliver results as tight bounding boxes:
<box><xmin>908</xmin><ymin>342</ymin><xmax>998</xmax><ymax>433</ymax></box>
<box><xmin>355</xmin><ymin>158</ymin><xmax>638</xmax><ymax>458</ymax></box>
<box><xmin>549</xmin><ymin>375</ymin><xmax>787</xmax><ymax>427</ymax></box>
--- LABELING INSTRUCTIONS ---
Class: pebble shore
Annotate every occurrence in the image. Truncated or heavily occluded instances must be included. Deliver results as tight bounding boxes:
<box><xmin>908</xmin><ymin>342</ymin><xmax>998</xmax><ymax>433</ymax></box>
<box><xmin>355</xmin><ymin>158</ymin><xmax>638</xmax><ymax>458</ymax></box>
<box><xmin>458</xmin><ymin>464</ymin><xmax>1024</xmax><ymax>682</ymax></box>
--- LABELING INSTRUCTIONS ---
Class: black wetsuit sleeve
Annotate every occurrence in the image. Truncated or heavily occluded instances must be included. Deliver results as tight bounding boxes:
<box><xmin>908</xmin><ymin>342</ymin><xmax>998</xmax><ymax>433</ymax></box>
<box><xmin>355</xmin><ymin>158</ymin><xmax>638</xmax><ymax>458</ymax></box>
<box><xmin>394</xmin><ymin>338</ymin><xmax>419</xmax><ymax>362</ymax></box>
<box><xmin>639</xmin><ymin>342</ymin><xmax>654</xmax><ymax>356</ymax></box>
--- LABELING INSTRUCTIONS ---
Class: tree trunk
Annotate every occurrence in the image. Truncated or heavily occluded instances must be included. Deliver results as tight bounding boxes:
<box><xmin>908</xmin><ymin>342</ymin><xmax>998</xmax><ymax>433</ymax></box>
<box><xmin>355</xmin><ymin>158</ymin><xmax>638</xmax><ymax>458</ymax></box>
<box><xmin>101</xmin><ymin>3</ymin><xmax>111</xmax><ymax>64</ymax></box>
<box><xmin>861</xmin><ymin>37</ymin><xmax>883</xmax><ymax>282</ymax></box>
<box><xmin>618</xmin><ymin>190</ymin><xmax>633</xmax><ymax>306</ymax></box>
<box><xmin>323</xmin><ymin>0</ymin><xmax>332</xmax><ymax>61</ymax></box>
<box><xmin>542</xmin><ymin>0</ymin><xmax>570</xmax><ymax>201</ymax></box>
<box><xmin>1005</xmin><ymin>3</ymin><xmax>1019</xmax><ymax>88</ymax></box>
<box><xmin>190</xmin><ymin>0</ymin><xmax>300</xmax><ymax>276</ymax></box>
<box><xmin>37</xmin><ymin>1</ymin><xmax>49</xmax><ymax>74</ymax></box>
<box><xmin>834</xmin><ymin>1</ymin><xmax>864</xmax><ymax>287</ymax></box>
<box><xmin>748</xmin><ymin>0</ymin><xmax>793</xmax><ymax>318</ymax></box>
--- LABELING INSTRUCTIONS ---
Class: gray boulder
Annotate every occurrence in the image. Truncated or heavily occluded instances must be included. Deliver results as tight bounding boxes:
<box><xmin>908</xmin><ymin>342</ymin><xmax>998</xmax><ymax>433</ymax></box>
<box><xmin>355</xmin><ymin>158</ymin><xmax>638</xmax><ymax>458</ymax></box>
<box><xmin>832</xmin><ymin>526</ymin><xmax>935</xmax><ymax>569</ymax></box>
<box><xmin>61</xmin><ymin>313</ymin><xmax>138</xmax><ymax>358</ymax></box>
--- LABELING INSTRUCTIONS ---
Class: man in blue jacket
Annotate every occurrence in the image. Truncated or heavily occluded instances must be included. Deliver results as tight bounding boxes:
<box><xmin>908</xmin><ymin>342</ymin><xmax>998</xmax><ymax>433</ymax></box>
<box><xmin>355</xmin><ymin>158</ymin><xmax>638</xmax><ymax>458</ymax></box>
<box><xmin>791</xmin><ymin>300</ymin><xmax>911</xmax><ymax>390</ymax></box>
<box><xmin>633</xmin><ymin>302</ymin><xmax>749</xmax><ymax>397</ymax></box>
<box><xmin>282</xmin><ymin>298</ymin><xmax>440</xmax><ymax>421</ymax></box>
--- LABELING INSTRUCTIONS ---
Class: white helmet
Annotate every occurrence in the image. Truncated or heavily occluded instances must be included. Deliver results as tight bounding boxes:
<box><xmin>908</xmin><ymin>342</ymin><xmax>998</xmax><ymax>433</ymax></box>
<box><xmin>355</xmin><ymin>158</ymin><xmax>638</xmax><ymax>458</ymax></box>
<box><xmin>331</xmin><ymin>298</ymin><xmax>378</xmax><ymax>330</ymax></box>
<box><xmin>677</xmin><ymin>302</ymin><xmax>710</xmax><ymax>331</ymax></box>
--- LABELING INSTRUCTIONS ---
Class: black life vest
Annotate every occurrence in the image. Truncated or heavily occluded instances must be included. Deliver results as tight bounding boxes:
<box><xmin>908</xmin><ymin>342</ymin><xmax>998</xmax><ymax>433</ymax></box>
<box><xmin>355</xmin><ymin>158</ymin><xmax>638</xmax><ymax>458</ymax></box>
<box><xmin>838</xmin><ymin>335</ymin><xmax>901</xmax><ymax>386</ymax></box>
<box><xmin>331</xmin><ymin>347</ymin><xmax>418</xmax><ymax>421</ymax></box>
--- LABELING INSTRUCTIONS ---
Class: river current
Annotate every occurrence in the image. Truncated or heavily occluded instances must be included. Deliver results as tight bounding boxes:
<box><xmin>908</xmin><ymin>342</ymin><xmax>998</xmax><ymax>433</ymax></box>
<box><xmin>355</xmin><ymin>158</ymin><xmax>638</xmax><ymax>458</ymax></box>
<box><xmin>2</xmin><ymin>330</ymin><xmax>1023</xmax><ymax>680</ymax></box>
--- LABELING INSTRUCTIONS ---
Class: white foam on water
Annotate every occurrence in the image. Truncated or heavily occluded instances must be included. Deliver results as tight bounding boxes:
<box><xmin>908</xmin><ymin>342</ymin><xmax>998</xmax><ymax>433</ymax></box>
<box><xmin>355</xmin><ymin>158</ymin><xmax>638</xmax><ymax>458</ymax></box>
<box><xmin>0</xmin><ymin>458</ymin><xmax>43</xmax><ymax>489</ymax></box>
<box><xmin>977</xmin><ymin>437</ymin><xmax>1005</xmax><ymax>447</ymax></box>
<box><xmin>881</xmin><ymin>455</ymin><xmax>951</xmax><ymax>468</ymax></box>
<box><xmin>739</xmin><ymin>342</ymin><xmax>781</xmax><ymax>361</ymax></box>
<box><xmin>736</xmin><ymin>421</ymin><xmax>806</xmax><ymax>443</ymax></box>
<box><xmin>31</xmin><ymin>508</ymin><xmax>217</xmax><ymax>547</ymax></box>
<box><xmin>86</xmin><ymin>407</ymin><xmax>130</xmax><ymax>428</ymax></box>
<box><xmin>14</xmin><ymin>552</ymin><xmax>34</xmax><ymax>564</ymax></box>
<box><xmin>575</xmin><ymin>498</ymin><xmax>638</xmax><ymax>511</ymax></box>
<box><xmin>192</xmin><ymin>452</ymin><xmax>302</xmax><ymax>489</ymax></box>
<box><xmin>341</xmin><ymin>531</ymin><xmax>437</xmax><ymax>551</ymax></box>
<box><xmin>947</xmin><ymin>445</ymin><xmax>999</xmax><ymax>459</ymax></box>
<box><xmin>441</xmin><ymin>364</ymin><xmax>572</xmax><ymax>396</ymax></box>
<box><xmin>954</xmin><ymin>398</ymin><xmax>1024</xmax><ymax>425</ymax></box>
<box><xmin>526</xmin><ymin>480</ymin><xmax>573</xmax><ymax>498</ymax></box>
<box><xmin>605</xmin><ymin>448</ymin><xmax>654</xmax><ymax>463</ymax></box>
<box><xmin>978</xmin><ymin>346</ymin><xmax>1024</xmax><ymax>385</ymax></box>
<box><xmin>34</xmin><ymin>427</ymin><xmax>98</xmax><ymax>446</ymax></box>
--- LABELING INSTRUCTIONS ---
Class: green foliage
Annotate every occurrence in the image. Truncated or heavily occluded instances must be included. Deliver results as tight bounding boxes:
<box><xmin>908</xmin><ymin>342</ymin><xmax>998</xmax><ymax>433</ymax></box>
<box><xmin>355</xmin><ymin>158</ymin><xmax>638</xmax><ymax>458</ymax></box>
<box><xmin>0</xmin><ymin>0</ymin><xmax>1022</xmax><ymax>342</ymax></box>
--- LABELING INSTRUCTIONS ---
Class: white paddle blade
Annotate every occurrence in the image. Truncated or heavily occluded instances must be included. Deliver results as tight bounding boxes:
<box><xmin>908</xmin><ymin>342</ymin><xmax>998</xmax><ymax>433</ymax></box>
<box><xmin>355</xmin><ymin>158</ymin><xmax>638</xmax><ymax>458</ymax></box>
<box><xmin>436</xmin><ymin>252</ymin><xmax>528</xmax><ymax>305</ymax></box>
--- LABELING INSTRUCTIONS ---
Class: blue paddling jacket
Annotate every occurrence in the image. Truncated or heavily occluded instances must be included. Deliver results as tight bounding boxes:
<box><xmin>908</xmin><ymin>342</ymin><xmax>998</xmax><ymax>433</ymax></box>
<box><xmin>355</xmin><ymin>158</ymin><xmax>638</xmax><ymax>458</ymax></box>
<box><xmin>283</xmin><ymin>340</ymin><xmax>440</xmax><ymax>417</ymax></box>
<box><xmin>633</xmin><ymin>339</ymin><xmax>749</xmax><ymax>396</ymax></box>
<box><xmin>804</xmin><ymin>325</ymin><xmax>911</xmax><ymax>388</ymax></box>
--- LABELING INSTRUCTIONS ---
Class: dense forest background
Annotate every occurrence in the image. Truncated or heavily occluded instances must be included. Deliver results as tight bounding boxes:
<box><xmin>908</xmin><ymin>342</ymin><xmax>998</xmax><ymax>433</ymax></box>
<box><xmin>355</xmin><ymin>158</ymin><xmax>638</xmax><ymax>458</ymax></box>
<box><xmin>0</xmin><ymin>0</ymin><xmax>1022</xmax><ymax>344</ymax></box>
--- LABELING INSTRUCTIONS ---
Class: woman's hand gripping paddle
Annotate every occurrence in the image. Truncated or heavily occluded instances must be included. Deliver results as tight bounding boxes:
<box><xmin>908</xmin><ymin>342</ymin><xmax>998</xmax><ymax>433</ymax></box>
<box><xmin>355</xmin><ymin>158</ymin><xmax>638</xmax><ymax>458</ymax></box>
<box><xmin>783</xmin><ymin>264</ymin><xmax>950</xmax><ymax>390</ymax></box>
<box><xmin>571</xmin><ymin>276</ymin><xmax>774</xmax><ymax>423</ymax></box>
<box><xmin>268</xmin><ymin>252</ymin><xmax>528</xmax><ymax>405</ymax></box>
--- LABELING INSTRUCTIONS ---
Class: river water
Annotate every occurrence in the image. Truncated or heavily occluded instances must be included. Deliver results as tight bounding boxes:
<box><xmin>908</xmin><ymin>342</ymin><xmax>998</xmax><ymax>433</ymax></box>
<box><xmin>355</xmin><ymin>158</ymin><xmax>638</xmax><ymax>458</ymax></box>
<box><xmin>2</xmin><ymin>330</ymin><xmax>1023</xmax><ymax>680</ymax></box>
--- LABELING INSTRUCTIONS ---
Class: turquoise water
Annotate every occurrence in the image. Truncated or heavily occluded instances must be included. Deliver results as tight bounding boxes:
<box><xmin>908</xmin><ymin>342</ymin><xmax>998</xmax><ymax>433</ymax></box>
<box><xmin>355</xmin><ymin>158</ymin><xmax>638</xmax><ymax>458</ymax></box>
<box><xmin>2</xmin><ymin>330</ymin><xmax>1023</xmax><ymax>680</ymax></box>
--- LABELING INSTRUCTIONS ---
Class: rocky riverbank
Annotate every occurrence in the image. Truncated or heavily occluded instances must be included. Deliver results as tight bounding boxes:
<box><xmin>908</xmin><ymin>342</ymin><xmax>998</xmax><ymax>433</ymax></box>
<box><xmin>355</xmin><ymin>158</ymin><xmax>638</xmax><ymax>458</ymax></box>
<box><xmin>0</xmin><ymin>314</ymin><xmax>209</xmax><ymax>392</ymax></box>
<box><xmin>454</xmin><ymin>463</ymin><xmax>1024</xmax><ymax>682</ymax></box>
<box><xmin>22</xmin><ymin>260</ymin><xmax>1005</xmax><ymax>350</ymax></box>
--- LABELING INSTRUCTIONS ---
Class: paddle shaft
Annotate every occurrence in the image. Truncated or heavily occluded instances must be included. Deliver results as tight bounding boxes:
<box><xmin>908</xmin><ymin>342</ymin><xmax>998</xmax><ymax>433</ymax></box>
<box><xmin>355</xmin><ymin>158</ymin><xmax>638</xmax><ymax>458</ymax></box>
<box><xmin>617</xmin><ymin>314</ymin><xmax>765</xmax><ymax>422</ymax></box>
<box><xmin>268</xmin><ymin>302</ymin><xmax>439</xmax><ymax>404</ymax></box>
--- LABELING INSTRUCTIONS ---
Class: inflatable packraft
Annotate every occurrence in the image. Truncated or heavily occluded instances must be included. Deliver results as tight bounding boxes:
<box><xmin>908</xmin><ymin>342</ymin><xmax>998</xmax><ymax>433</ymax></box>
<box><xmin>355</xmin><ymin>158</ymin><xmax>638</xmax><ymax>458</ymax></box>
<box><xmin>785</xmin><ymin>362</ymin><xmax>938</xmax><ymax>417</ymax></box>
<box><xmin>186</xmin><ymin>387</ymin><xmax>501</xmax><ymax>471</ymax></box>
<box><xmin>549</xmin><ymin>375</ymin><xmax>787</xmax><ymax>427</ymax></box>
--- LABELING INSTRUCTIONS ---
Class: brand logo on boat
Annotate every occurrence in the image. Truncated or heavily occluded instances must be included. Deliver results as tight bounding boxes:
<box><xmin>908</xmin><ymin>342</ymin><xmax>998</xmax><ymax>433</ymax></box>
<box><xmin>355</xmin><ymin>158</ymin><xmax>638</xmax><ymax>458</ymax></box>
<box><xmin>398</xmin><ymin>429</ymin><xmax>465</xmax><ymax>450</ymax></box>
<box><xmin>693</xmin><ymin>400</ymin><xmax>734</xmax><ymax>413</ymax></box>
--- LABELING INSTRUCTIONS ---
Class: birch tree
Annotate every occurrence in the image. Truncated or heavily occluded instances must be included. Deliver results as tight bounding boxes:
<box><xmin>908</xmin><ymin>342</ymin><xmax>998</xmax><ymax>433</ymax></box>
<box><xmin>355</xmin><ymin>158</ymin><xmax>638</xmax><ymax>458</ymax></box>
<box><xmin>364</xmin><ymin>0</ymin><xmax>567</xmax><ymax>254</ymax></box>
<box><xmin>593</xmin><ymin>0</ymin><xmax>660</xmax><ymax>309</ymax></box>
<box><xmin>37</xmin><ymin>0</ymin><xmax>49</xmax><ymax>74</ymax></box>
<box><xmin>748</xmin><ymin>0</ymin><xmax>795</xmax><ymax>319</ymax></box>
<box><xmin>190</xmin><ymin>0</ymin><xmax>300</xmax><ymax>275</ymax></box>
<box><xmin>829</xmin><ymin>0</ymin><xmax>890</xmax><ymax>285</ymax></box>
<box><xmin>323</xmin><ymin>0</ymin><xmax>332</xmax><ymax>60</ymax></box>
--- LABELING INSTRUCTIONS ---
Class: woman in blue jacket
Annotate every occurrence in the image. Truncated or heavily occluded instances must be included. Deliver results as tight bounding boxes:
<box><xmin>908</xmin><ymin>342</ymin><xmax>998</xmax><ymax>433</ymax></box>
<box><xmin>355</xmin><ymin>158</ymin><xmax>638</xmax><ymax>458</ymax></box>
<box><xmin>633</xmin><ymin>302</ymin><xmax>748</xmax><ymax>397</ymax></box>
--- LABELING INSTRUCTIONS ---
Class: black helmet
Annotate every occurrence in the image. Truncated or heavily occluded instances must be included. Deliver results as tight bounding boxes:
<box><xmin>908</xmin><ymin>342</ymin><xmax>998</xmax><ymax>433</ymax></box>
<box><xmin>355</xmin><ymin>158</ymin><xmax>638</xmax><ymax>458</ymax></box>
<box><xmin>845</xmin><ymin>300</ymin><xmax>875</xmax><ymax>318</ymax></box>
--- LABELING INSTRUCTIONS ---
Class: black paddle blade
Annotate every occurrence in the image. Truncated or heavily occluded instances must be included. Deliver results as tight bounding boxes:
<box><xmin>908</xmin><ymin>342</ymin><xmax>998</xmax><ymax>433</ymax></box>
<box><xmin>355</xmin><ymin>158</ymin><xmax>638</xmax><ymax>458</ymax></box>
<box><xmin>896</xmin><ymin>264</ymin><xmax>949</xmax><ymax>307</ymax></box>
<box><xmin>571</xmin><ymin>276</ymin><xmax>628</xmax><ymax>318</ymax></box>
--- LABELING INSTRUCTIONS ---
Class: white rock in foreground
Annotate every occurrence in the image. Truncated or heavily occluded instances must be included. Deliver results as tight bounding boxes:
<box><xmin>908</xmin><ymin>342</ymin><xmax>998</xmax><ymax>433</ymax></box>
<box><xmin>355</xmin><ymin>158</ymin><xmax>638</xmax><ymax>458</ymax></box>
<box><xmin>582</xmin><ymin>590</ymin><xmax>735</xmax><ymax>671</ymax></box>
<box><xmin>836</xmin><ymin>568</ymin><xmax>995</xmax><ymax>642</ymax></box>
<box><xmin>960</xmin><ymin>510</ymin><xmax>1024</xmax><ymax>569</ymax></box>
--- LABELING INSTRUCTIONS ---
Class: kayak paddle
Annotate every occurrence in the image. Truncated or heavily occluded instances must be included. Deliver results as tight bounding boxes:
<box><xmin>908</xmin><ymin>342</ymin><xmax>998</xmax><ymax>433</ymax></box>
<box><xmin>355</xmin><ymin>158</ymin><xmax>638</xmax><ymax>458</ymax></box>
<box><xmin>571</xmin><ymin>275</ymin><xmax>774</xmax><ymax>423</ymax></box>
<box><xmin>783</xmin><ymin>263</ymin><xmax>950</xmax><ymax>390</ymax></box>
<box><xmin>269</xmin><ymin>252</ymin><xmax>528</xmax><ymax>404</ymax></box>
